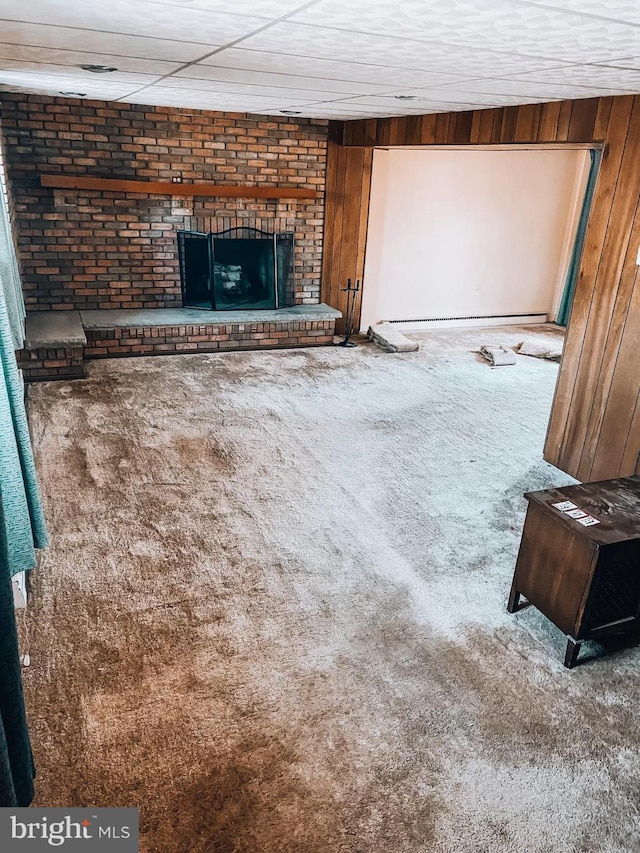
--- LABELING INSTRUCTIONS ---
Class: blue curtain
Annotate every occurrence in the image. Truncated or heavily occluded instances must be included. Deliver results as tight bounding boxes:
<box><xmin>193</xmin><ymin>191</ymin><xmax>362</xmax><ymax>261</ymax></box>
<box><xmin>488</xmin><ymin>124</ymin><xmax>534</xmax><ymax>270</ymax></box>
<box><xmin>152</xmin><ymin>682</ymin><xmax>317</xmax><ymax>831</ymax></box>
<box><xmin>0</xmin><ymin>503</ymin><xmax>36</xmax><ymax>806</ymax></box>
<box><xmin>0</xmin><ymin>214</ymin><xmax>48</xmax><ymax>804</ymax></box>
<box><xmin>0</xmin><ymin>159</ymin><xmax>25</xmax><ymax>350</ymax></box>
<box><xmin>0</xmin><ymin>287</ymin><xmax>48</xmax><ymax>575</ymax></box>
<box><xmin>556</xmin><ymin>148</ymin><xmax>601</xmax><ymax>327</ymax></box>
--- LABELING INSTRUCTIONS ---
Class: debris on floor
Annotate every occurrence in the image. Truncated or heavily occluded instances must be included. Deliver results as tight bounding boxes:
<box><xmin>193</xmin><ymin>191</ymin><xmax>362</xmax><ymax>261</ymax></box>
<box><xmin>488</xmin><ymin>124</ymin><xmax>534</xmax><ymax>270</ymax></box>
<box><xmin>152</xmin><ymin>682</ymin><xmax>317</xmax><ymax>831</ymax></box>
<box><xmin>517</xmin><ymin>336</ymin><xmax>563</xmax><ymax>361</ymax></box>
<box><xmin>479</xmin><ymin>344</ymin><xmax>517</xmax><ymax>367</ymax></box>
<box><xmin>367</xmin><ymin>323</ymin><xmax>420</xmax><ymax>353</ymax></box>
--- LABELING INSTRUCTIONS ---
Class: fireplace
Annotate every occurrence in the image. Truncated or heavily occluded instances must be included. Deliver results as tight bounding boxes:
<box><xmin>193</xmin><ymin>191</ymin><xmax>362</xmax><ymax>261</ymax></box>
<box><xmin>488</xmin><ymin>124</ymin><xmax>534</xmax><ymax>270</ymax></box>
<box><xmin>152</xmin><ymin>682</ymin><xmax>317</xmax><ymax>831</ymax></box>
<box><xmin>178</xmin><ymin>227</ymin><xmax>295</xmax><ymax>311</ymax></box>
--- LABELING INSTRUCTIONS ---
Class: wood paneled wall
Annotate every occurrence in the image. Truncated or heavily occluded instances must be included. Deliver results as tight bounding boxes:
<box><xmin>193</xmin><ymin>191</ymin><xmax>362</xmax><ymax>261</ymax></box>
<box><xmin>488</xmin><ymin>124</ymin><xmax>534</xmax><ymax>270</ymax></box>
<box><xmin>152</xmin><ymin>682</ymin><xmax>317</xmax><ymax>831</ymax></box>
<box><xmin>322</xmin><ymin>138</ymin><xmax>373</xmax><ymax>329</ymax></box>
<box><xmin>322</xmin><ymin>97</ymin><xmax>640</xmax><ymax>481</ymax></box>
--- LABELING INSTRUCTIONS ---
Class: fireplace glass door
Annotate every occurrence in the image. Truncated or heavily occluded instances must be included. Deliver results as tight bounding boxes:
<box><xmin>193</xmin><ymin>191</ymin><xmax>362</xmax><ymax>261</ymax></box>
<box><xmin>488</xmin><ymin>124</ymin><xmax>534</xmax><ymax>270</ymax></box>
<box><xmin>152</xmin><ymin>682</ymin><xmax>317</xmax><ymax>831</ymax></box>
<box><xmin>177</xmin><ymin>230</ymin><xmax>213</xmax><ymax>309</ymax></box>
<box><xmin>178</xmin><ymin>227</ymin><xmax>294</xmax><ymax>311</ymax></box>
<box><xmin>212</xmin><ymin>230</ymin><xmax>276</xmax><ymax>310</ymax></box>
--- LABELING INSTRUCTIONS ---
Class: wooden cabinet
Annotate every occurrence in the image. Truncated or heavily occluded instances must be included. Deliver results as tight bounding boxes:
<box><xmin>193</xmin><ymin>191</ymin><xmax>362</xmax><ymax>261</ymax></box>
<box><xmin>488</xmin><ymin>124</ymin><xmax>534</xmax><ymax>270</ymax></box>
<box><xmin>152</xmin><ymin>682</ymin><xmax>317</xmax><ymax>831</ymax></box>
<box><xmin>508</xmin><ymin>476</ymin><xmax>640</xmax><ymax>667</ymax></box>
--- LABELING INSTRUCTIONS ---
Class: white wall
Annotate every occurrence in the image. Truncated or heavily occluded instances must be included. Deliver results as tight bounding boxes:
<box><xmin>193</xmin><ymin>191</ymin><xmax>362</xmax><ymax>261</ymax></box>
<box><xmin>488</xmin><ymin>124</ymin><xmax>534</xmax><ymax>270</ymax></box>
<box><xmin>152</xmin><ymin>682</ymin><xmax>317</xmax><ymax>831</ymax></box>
<box><xmin>361</xmin><ymin>147</ymin><xmax>590</xmax><ymax>330</ymax></box>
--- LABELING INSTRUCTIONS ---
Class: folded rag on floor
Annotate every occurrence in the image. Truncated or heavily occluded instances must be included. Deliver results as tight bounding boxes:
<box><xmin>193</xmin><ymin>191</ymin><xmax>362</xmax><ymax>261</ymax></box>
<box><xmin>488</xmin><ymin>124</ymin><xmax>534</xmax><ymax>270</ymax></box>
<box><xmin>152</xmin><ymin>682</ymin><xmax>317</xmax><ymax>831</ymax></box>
<box><xmin>367</xmin><ymin>323</ymin><xmax>420</xmax><ymax>353</ymax></box>
<box><xmin>480</xmin><ymin>345</ymin><xmax>517</xmax><ymax>367</ymax></box>
<box><xmin>517</xmin><ymin>337</ymin><xmax>563</xmax><ymax>361</ymax></box>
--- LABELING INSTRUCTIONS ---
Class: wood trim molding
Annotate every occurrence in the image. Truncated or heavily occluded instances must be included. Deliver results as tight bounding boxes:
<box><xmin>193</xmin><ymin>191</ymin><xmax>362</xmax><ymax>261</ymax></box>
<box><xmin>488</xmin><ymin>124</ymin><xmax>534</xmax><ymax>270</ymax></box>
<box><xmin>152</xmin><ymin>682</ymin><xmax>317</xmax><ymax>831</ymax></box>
<box><xmin>40</xmin><ymin>174</ymin><xmax>318</xmax><ymax>200</ymax></box>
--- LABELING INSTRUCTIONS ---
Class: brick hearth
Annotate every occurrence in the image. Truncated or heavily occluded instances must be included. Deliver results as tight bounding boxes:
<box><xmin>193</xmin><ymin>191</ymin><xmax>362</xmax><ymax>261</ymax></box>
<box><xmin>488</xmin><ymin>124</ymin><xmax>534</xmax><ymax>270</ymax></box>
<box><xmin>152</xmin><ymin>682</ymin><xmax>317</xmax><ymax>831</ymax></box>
<box><xmin>16</xmin><ymin>305</ymin><xmax>341</xmax><ymax>381</ymax></box>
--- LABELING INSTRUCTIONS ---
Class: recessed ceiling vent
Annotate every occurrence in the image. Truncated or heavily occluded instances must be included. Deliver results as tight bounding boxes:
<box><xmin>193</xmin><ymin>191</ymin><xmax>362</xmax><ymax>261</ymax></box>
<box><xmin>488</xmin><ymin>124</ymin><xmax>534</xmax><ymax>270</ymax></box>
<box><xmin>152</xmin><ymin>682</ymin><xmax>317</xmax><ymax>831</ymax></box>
<box><xmin>79</xmin><ymin>65</ymin><xmax>118</xmax><ymax>73</ymax></box>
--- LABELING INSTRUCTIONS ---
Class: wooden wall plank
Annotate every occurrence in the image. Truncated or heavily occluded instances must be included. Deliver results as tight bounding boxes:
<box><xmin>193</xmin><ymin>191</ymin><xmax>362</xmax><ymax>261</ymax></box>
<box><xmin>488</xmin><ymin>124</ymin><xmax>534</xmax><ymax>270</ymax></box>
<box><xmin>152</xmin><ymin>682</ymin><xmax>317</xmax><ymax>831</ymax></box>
<box><xmin>420</xmin><ymin>115</ymin><xmax>437</xmax><ymax>144</ymax></box>
<box><xmin>321</xmin><ymin>138</ymin><xmax>347</xmax><ymax>315</ymax></box>
<box><xmin>556</xmin><ymin>101</ymin><xmax>573</xmax><ymax>140</ymax></box>
<box><xmin>376</xmin><ymin>120</ymin><xmax>391</xmax><ymax>146</ymax></box>
<box><xmin>470</xmin><ymin>111</ymin><xmax>482</xmax><ymax>143</ymax></box>
<box><xmin>405</xmin><ymin>115</ymin><xmax>422</xmax><ymax>145</ymax></box>
<box><xmin>593</xmin><ymin>97</ymin><xmax>614</xmax><ymax>140</ymax></box>
<box><xmin>353</xmin><ymin>148</ymin><xmax>374</xmax><ymax>333</ymax></box>
<box><xmin>453</xmin><ymin>110</ymin><xmax>474</xmax><ymax>144</ymax></box>
<box><xmin>500</xmin><ymin>106</ymin><xmax>518</xmax><ymax>143</ymax></box>
<box><xmin>327</xmin><ymin>121</ymin><xmax>345</xmax><ymax>145</ymax></box>
<box><xmin>332</xmin><ymin>144</ymin><xmax>350</xmax><ymax>309</ymax></box>
<box><xmin>568</xmin><ymin>98</ymin><xmax>599</xmax><ymax>142</ymax></box>
<box><xmin>435</xmin><ymin>113</ymin><xmax>451</xmax><ymax>143</ymax></box>
<box><xmin>324</xmin><ymin>95</ymin><xmax>640</xmax><ymax>480</ymax></box>
<box><xmin>490</xmin><ymin>108</ymin><xmax>505</xmax><ymax>143</ymax></box>
<box><xmin>363</xmin><ymin>119</ymin><xmax>378</xmax><ymax>147</ymax></box>
<box><xmin>550</xmin><ymin>96</ymin><xmax>638</xmax><ymax>476</ymax></box>
<box><xmin>476</xmin><ymin>109</ymin><xmax>496</xmax><ymax>144</ymax></box>
<box><xmin>346</xmin><ymin>120</ymin><xmax>369</xmax><ymax>147</ymax></box>
<box><xmin>578</xmin><ymin>195</ymin><xmax>640</xmax><ymax>478</ymax></box>
<box><xmin>321</xmin><ymin>144</ymin><xmax>372</xmax><ymax>333</ymax></box>
<box><xmin>387</xmin><ymin>117</ymin><xmax>403</xmax><ymax>146</ymax></box>
<box><xmin>395</xmin><ymin>116</ymin><xmax>409</xmax><ymax>145</ymax></box>
<box><xmin>620</xmin><ymin>390</ymin><xmax>640</xmax><ymax>475</ymax></box>
<box><xmin>514</xmin><ymin>104</ymin><xmax>541</xmax><ymax>142</ymax></box>
<box><xmin>588</xmin><ymin>265</ymin><xmax>640</xmax><ymax>479</ymax></box>
<box><xmin>339</xmin><ymin>147</ymin><xmax>365</xmax><ymax>273</ymax></box>
<box><xmin>543</xmin><ymin>95</ymin><xmax>631</xmax><ymax>467</ymax></box>
<box><xmin>537</xmin><ymin>102</ymin><xmax>561</xmax><ymax>142</ymax></box>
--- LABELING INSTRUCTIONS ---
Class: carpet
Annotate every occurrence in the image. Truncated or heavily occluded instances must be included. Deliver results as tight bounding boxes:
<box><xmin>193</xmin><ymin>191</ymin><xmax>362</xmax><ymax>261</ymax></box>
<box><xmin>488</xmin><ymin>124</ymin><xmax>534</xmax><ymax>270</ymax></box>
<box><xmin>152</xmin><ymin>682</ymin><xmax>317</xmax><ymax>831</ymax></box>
<box><xmin>21</xmin><ymin>325</ymin><xmax>640</xmax><ymax>852</ymax></box>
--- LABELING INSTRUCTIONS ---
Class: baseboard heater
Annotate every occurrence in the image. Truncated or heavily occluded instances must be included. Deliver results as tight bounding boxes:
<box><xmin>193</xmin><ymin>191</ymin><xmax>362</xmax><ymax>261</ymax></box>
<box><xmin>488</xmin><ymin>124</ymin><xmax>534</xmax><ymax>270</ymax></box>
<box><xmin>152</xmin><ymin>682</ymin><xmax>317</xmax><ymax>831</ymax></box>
<box><xmin>384</xmin><ymin>313</ymin><xmax>548</xmax><ymax>331</ymax></box>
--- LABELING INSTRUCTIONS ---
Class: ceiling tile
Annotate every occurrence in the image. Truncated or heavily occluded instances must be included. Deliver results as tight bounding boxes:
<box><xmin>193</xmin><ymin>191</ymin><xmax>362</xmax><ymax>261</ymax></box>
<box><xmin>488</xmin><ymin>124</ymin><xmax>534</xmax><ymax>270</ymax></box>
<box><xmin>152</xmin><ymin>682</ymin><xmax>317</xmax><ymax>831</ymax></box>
<box><xmin>517</xmin><ymin>0</ymin><xmax>640</xmax><ymax>27</ymax></box>
<box><xmin>238</xmin><ymin>22</ymin><xmax>571</xmax><ymax>76</ymax></box>
<box><xmin>203</xmin><ymin>48</ymin><xmax>474</xmax><ymax>87</ymax></box>
<box><xmin>336</xmin><ymin>94</ymin><xmax>488</xmax><ymax>112</ymax></box>
<box><xmin>129</xmin><ymin>84</ymin><xmax>315</xmax><ymax>106</ymax></box>
<box><xmin>302</xmin><ymin>101</ymin><xmax>396</xmax><ymax>113</ymax></box>
<box><xmin>0</xmin><ymin>43</ymin><xmax>182</xmax><ymax>74</ymax></box>
<box><xmin>174</xmin><ymin>64</ymin><xmax>399</xmax><ymax>95</ymax></box>
<box><xmin>596</xmin><ymin>55</ymin><xmax>640</xmax><ymax>71</ymax></box>
<box><xmin>294</xmin><ymin>106</ymin><xmax>401</xmax><ymax>119</ymax></box>
<box><xmin>0</xmin><ymin>21</ymin><xmax>219</xmax><ymax>62</ymax></box>
<box><xmin>503</xmin><ymin>63</ymin><xmax>640</xmax><ymax>91</ymax></box>
<box><xmin>429</xmin><ymin>77</ymin><xmax>628</xmax><ymax>100</ymax></box>
<box><xmin>360</xmin><ymin>89</ymin><xmax>555</xmax><ymax>108</ymax></box>
<box><xmin>0</xmin><ymin>0</ymin><xmax>639</xmax><ymax>118</ymax></box>
<box><xmin>116</xmin><ymin>89</ymin><xmax>318</xmax><ymax>116</ymax></box>
<box><xmin>0</xmin><ymin>0</ymin><xmax>265</xmax><ymax>43</ymax></box>
<box><xmin>0</xmin><ymin>70</ymin><xmax>141</xmax><ymax>98</ymax></box>
<box><xmin>156</xmin><ymin>75</ymin><xmax>344</xmax><ymax>101</ymax></box>
<box><xmin>293</xmin><ymin>0</ymin><xmax>640</xmax><ymax>63</ymax></box>
<box><xmin>0</xmin><ymin>60</ymin><xmax>162</xmax><ymax>86</ymax></box>
<box><xmin>145</xmin><ymin>0</ymin><xmax>318</xmax><ymax>18</ymax></box>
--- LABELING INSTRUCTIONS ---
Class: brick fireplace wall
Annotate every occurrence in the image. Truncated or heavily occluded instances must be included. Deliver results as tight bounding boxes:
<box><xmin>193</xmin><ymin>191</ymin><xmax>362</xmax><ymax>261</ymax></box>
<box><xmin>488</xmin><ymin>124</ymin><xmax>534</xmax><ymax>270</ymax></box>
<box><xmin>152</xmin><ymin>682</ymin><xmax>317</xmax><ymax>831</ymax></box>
<box><xmin>0</xmin><ymin>94</ymin><xmax>328</xmax><ymax>312</ymax></box>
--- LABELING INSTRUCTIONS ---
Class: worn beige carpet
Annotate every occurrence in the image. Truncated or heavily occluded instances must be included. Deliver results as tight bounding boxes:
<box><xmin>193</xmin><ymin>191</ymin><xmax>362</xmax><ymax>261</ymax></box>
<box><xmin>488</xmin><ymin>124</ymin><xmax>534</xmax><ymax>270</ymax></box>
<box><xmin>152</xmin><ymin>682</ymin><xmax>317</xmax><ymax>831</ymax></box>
<box><xmin>22</xmin><ymin>325</ymin><xmax>640</xmax><ymax>852</ymax></box>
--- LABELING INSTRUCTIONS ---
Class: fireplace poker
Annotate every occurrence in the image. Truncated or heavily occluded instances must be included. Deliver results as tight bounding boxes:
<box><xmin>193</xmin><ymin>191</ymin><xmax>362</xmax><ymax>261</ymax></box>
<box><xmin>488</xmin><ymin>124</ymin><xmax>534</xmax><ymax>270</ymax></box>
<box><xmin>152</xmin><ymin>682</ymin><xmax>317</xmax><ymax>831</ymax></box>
<box><xmin>337</xmin><ymin>278</ymin><xmax>360</xmax><ymax>347</ymax></box>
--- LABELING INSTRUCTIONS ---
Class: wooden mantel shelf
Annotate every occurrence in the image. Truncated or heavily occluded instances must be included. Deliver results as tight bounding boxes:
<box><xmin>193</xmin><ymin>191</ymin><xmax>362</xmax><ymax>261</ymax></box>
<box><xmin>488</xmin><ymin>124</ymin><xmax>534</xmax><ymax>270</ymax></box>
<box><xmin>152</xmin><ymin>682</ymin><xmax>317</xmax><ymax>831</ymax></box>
<box><xmin>40</xmin><ymin>174</ymin><xmax>318</xmax><ymax>200</ymax></box>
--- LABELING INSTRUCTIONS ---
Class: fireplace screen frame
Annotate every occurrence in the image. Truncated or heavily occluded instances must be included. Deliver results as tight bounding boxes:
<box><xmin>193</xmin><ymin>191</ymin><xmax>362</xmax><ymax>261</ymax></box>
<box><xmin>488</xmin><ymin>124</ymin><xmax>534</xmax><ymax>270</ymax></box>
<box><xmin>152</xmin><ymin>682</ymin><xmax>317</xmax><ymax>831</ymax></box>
<box><xmin>177</xmin><ymin>227</ymin><xmax>295</xmax><ymax>311</ymax></box>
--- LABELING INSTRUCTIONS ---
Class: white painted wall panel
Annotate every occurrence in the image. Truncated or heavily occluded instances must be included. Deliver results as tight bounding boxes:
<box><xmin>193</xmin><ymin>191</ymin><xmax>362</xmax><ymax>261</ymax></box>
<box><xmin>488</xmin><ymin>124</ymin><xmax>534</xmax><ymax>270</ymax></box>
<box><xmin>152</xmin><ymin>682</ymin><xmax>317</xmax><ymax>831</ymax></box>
<box><xmin>361</xmin><ymin>147</ymin><xmax>589</xmax><ymax>330</ymax></box>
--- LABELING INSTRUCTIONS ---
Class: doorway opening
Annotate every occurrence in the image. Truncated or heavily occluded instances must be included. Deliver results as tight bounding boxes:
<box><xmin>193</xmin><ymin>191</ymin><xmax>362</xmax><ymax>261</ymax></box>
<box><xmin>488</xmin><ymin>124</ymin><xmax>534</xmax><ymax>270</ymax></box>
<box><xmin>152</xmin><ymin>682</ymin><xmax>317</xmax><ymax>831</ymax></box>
<box><xmin>360</xmin><ymin>145</ymin><xmax>599</xmax><ymax>332</ymax></box>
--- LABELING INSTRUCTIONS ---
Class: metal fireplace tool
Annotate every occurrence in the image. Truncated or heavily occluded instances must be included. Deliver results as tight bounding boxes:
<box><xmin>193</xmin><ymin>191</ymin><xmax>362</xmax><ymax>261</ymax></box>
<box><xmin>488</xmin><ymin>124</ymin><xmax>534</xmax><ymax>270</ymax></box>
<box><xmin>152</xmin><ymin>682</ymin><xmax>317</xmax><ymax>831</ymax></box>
<box><xmin>337</xmin><ymin>278</ymin><xmax>360</xmax><ymax>347</ymax></box>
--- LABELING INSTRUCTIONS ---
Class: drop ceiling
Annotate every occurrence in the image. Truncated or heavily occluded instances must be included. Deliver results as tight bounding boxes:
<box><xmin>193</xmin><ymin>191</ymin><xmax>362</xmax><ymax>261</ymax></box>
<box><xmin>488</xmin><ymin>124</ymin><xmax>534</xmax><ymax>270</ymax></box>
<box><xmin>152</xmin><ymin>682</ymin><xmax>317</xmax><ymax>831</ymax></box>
<box><xmin>1</xmin><ymin>0</ymin><xmax>640</xmax><ymax>119</ymax></box>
